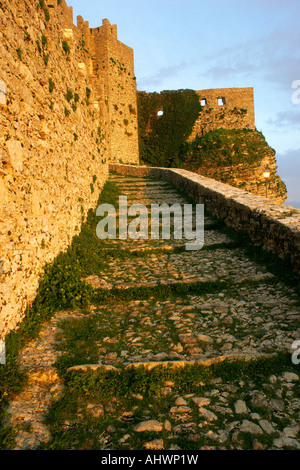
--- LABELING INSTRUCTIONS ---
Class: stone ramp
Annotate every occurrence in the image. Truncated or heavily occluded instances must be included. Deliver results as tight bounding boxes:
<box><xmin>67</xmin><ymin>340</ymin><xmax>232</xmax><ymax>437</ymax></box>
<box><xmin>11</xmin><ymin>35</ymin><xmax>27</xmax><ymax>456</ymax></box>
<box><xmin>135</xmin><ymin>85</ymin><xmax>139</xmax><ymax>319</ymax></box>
<box><xmin>85</xmin><ymin>248</ymin><xmax>275</xmax><ymax>290</ymax></box>
<box><xmin>58</xmin><ymin>281</ymin><xmax>299</xmax><ymax>368</ymax></box>
<box><xmin>99</xmin><ymin>174</ymin><xmax>235</xmax><ymax>252</ymax></box>
<box><xmin>3</xmin><ymin>173</ymin><xmax>300</xmax><ymax>450</ymax></box>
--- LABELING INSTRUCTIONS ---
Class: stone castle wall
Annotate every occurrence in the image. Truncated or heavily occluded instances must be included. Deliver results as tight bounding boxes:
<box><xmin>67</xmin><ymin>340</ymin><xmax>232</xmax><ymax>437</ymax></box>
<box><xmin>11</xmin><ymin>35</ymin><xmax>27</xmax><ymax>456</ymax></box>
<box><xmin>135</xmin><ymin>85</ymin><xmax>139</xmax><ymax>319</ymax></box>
<box><xmin>188</xmin><ymin>87</ymin><xmax>255</xmax><ymax>140</ymax></box>
<box><xmin>0</xmin><ymin>0</ymin><xmax>139</xmax><ymax>338</ymax></box>
<box><xmin>91</xmin><ymin>20</ymin><xmax>139</xmax><ymax>164</ymax></box>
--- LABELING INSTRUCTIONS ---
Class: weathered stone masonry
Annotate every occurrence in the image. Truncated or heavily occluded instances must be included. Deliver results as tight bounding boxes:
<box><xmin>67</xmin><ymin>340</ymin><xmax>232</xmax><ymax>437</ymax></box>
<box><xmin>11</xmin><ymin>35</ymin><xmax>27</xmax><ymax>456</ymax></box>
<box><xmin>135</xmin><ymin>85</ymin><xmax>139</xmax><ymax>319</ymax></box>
<box><xmin>110</xmin><ymin>164</ymin><xmax>300</xmax><ymax>276</ymax></box>
<box><xmin>0</xmin><ymin>0</ymin><xmax>139</xmax><ymax>338</ymax></box>
<box><xmin>188</xmin><ymin>87</ymin><xmax>255</xmax><ymax>139</ymax></box>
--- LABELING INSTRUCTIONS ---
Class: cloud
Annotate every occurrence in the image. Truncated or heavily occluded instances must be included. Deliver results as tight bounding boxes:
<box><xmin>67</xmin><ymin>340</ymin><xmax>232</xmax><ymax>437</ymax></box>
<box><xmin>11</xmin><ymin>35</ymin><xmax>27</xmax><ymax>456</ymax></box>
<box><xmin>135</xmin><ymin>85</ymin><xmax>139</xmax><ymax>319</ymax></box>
<box><xmin>198</xmin><ymin>61</ymin><xmax>258</xmax><ymax>82</ymax></box>
<box><xmin>200</xmin><ymin>29</ymin><xmax>300</xmax><ymax>89</ymax></box>
<box><xmin>263</xmin><ymin>52</ymin><xmax>300</xmax><ymax>88</ymax></box>
<box><xmin>276</xmin><ymin>148</ymin><xmax>300</xmax><ymax>171</ymax></box>
<box><xmin>276</xmin><ymin>148</ymin><xmax>300</xmax><ymax>206</ymax></box>
<box><xmin>137</xmin><ymin>61</ymin><xmax>192</xmax><ymax>90</ymax></box>
<box><xmin>276</xmin><ymin>148</ymin><xmax>300</xmax><ymax>195</ymax></box>
<box><xmin>267</xmin><ymin>108</ymin><xmax>300</xmax><ymax>128</ymax></box>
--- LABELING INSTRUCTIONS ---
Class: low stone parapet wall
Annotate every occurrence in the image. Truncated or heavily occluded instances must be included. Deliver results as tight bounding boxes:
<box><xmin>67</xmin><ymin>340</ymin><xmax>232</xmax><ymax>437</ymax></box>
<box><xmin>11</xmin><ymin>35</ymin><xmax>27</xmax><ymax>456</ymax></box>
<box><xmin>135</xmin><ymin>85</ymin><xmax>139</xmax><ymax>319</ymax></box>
<box><xmin>110</xmin><ymin>164</ymin><xmax>300</xmax><ymax>275</ymax></box>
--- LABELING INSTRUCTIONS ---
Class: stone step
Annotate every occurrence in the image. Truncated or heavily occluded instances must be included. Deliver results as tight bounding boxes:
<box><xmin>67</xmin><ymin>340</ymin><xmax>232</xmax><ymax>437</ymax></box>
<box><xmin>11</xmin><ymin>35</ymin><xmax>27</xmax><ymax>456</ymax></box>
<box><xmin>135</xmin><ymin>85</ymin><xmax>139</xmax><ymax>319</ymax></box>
<box><xmin>60</xmin><ymin>279</ymin><xmax>299</xmax><ymax>367</ymax></box>
<box><xmin>87</xmin><ymin>247</ymin><xmax>274</xmax><ymax>289</ymax></box>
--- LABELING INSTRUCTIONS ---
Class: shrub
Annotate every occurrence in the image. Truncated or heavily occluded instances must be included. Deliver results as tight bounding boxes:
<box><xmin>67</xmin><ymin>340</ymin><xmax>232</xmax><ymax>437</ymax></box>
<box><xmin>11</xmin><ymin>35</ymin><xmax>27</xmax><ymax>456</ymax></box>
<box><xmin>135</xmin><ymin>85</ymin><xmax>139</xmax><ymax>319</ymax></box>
<box><xmin>62</xmin><ymin>40</ymin><xmax>70</xmax><ymax>55</ymax></box>
<box><xmin>34</xmin><ymin>256</ymin><xmax>92</xmax><ymax>311</ymax></box>
<box><xmin>65</xmin><ymin>88</ymin><xmax>73</xmax><ymax>102</ymax></box>
<box><xmin>48</xmin><ymin>78</ymin><xmax>55</xmax><ymax>93</ymax></box>
<box><xmin>43</xmin><ymin>54</ymin><xmax>49</xmax><ymax>66</ymax></box>
<box><xmin>36</xmin><ymin>40</ymin><xmax>42</xmax><ymax>54</ymax></box>
<box><xmin>85</xmin><ymin>87</ymin><xmax>91</xmax><ymax>105</ymax></box>
<box><xmin>176</xmin><ymin>128</ymin><xmax>275</xmax><ymax>169</ymax></box>
<box><xmin>41</xmin><ymin>34</ymin><xmax>47</xmax><ymax>48</ymax></box>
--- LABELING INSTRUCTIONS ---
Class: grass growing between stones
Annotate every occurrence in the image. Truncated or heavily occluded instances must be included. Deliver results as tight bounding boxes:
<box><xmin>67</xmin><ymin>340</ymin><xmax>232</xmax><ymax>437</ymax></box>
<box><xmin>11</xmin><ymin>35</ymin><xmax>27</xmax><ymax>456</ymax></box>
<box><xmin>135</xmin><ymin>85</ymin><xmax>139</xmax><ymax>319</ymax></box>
<box><xmin>1</xmin><ymin>174</ymin><xmax>299</xmax><ymax>451</ymax></box>
<box><xmin>0</xmin><ymin>350</ymin><xmax>27</xmax><ymax>449</ymax></box>
<box><xmin>90</xmin><ymin>277</ymin><xmax>279</xmax><ymax>304</ymax></box>
<box><xmin>51</xmin><ymin>274</ymin><xmax>300</xmax><ymax>378</ymax></box>
<box><xmin>38</xmin><ymin>353</ymin><xmax>299</xmax><ymax>450</ymax></box>
<box><xmin>0</xmin><ymin>181</ymin><xmax>122</xmax><ymax>445</ymax></box>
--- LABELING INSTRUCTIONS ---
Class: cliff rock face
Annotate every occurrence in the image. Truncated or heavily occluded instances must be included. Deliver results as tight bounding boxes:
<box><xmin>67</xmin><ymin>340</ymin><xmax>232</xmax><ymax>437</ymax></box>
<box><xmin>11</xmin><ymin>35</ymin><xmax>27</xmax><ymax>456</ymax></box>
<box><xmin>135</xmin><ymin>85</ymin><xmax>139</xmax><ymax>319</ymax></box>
<box><xmin>180</xmin><ymin>129</ymin><xmax>287</xmax><ymax>204</ymax></box>
<box><xmin>0</xmin><ymin>0</ymin><xmax>139</xmax><ymax>337</ymax></box>
<box><xmin>192</xmin><ymin>155</ymin><xmax>287</xmax><ymax>204</ymax></box>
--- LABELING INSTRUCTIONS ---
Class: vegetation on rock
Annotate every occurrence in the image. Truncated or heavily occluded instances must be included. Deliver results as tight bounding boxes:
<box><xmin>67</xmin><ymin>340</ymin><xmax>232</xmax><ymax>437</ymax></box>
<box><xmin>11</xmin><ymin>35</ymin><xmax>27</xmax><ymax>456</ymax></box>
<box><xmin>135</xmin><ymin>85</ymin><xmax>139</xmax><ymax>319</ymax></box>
<box><xmin>176</xmin><ymin>128</ymin><xmax>274</xmax><ymax>168</ymax></box>
<box><xmin>137</xmin><ymin>89</ymin><xmax>202</xmax><ymax>167</ymax></box>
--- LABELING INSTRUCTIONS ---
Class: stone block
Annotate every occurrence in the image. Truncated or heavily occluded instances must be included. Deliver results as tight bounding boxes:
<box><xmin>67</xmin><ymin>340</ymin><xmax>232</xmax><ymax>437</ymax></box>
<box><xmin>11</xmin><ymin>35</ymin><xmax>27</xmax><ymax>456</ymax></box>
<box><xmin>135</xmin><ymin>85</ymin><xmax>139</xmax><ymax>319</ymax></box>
<box><xmin>78</xmin><ymin>62</ymin><xmax>87</xmax><ymax>78</ymax></box>
<box><xmin>0</xmin><ymin>80</ymin><xmax>6</xmax><ymax>106</ymax></box>
<box><xmin>0</xmin><ymin>179</ymin><xmax>8</xmax><ymax>205</ymax></box>
<box><xmin>133</xmin><ymin>420</ymin><xmax>163</xmax><ymax>433</ymax></box>
<box><xmin>6</xmin><ymin>140</ymin><xmax>24</xmax><ymax>172</ymax></box>
<box><xmin>18</xmin><ymin>63</ymin><xmax>34</xmax><ymax>84</ymax></box>
<box><xmin>63</xmin><ymin>28</ymin><xmax>74</xmax><ymax>40</ymax></box>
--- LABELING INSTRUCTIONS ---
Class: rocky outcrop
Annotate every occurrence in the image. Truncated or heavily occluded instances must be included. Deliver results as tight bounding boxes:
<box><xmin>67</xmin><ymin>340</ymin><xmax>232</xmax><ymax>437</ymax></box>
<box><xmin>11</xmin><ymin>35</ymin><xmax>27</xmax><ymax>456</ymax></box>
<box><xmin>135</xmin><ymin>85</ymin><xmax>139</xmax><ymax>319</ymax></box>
<box><xmin>191</xmin><ymin>153</ymin><xmax>287</xmax><ymax>204</ymax></box>
<box><xmin>179</xmin><ymin>129</ymin><xmax>287</xmax><ymax>204</ymax></box>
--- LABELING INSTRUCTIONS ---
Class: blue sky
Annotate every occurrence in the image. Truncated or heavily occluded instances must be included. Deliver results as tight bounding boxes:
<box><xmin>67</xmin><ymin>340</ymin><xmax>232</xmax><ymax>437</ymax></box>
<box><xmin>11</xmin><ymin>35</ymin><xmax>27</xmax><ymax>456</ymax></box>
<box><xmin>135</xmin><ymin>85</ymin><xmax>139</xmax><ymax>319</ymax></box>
<box><xmin>67</xmin><ymin>0</ymin><xmax>300</xmax><ymax>206</ymax></box>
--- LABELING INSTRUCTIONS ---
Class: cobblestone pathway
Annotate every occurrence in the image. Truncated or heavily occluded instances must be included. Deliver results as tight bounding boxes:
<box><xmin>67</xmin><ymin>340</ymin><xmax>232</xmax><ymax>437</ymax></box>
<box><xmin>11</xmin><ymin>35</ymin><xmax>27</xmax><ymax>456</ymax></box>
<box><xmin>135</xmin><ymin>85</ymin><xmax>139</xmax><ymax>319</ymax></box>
<box><xmin>3</xmin><ymin>174</ymin><xmax>300</xmax><ymax>451</ymax></box>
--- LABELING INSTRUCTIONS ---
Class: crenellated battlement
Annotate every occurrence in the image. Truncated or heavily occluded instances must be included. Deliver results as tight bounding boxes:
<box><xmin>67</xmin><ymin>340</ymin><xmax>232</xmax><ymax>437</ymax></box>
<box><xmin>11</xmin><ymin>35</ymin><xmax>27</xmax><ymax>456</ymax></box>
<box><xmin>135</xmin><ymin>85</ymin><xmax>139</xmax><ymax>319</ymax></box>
<box><xmin>94</xmin><ymin>18</ymin><xmax>118</xmax><ymax>38</ymax></box>
<box><xmin>58</xmin><ymin>0</ymin><xmax>75</xmax><ymax>29</ymax></box>
<box><xmin>62</xmin><ymin>9</ymin><xmax>139</xmax><ymax>164</ymax></box>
